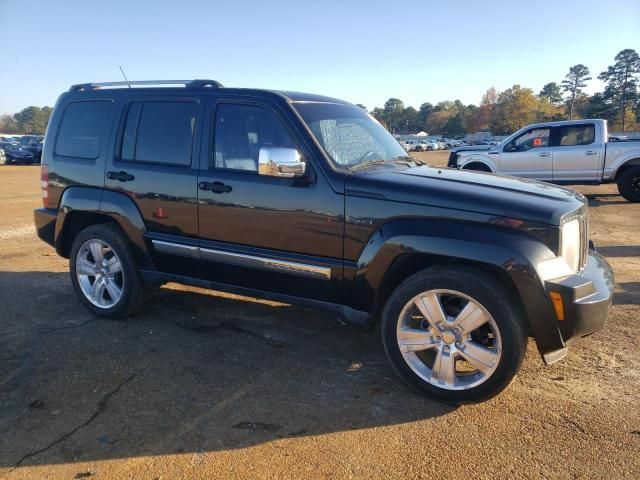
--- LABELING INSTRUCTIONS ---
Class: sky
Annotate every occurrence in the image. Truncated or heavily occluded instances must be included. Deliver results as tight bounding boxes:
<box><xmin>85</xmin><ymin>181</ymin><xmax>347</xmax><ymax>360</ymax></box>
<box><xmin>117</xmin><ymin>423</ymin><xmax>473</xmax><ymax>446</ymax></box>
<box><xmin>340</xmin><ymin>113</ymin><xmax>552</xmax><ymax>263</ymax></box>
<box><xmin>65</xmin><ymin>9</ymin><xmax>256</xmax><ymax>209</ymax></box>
<box><xmin>0</xmin><ymin>0</ymin><xmax>639</xmax><ymax>115</ymax></box>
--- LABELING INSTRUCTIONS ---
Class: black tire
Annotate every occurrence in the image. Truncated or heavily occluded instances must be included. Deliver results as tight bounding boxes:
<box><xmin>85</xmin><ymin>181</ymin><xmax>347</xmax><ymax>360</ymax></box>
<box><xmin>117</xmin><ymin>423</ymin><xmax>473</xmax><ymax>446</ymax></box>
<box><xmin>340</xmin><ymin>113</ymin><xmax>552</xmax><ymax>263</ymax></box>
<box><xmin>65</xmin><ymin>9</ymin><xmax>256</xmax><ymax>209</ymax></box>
<box><xmin>69</xmin><ymin>223</ymin><xmax>144</xmax><ymax>318</ymax></box>
<box><xmin>462</xmin><ymin>162</ymin><xmax>491</xmax><ymax>172</ymax></box>
<box><xmin>381</xmin><ymin>266</ymin><xmax>527</xmax><ymax>403</ymax></box>
<box><xmin>617</xmin><ymin>166</ymin><xmax>640</xmax><ymax>203</ymax></box>
<box><xmin>427</xmin><ymin>146</ymin><xmax>433</xmax><ymax>151</ymax></box>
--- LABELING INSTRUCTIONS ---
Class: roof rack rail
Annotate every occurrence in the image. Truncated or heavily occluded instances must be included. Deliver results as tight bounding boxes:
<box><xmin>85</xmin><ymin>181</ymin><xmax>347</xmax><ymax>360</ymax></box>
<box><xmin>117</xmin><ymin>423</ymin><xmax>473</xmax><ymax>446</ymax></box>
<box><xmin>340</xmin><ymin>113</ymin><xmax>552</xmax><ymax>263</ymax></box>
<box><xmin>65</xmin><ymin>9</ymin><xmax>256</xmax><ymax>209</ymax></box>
<box><xmin>69</xmin><ymin>79</ymin><xmax>223</xmax><ymax>92</ymax></box>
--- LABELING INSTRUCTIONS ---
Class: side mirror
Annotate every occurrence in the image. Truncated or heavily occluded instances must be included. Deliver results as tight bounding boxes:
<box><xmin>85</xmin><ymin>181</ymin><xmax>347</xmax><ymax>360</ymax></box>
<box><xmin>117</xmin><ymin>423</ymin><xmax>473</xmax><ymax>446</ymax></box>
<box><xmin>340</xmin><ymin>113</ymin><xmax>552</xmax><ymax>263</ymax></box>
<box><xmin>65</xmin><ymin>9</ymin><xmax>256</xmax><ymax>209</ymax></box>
<box><xmin>258</xmin><ymin>147</ymin><xmax>306</xmax><ymax>178</ymax></box>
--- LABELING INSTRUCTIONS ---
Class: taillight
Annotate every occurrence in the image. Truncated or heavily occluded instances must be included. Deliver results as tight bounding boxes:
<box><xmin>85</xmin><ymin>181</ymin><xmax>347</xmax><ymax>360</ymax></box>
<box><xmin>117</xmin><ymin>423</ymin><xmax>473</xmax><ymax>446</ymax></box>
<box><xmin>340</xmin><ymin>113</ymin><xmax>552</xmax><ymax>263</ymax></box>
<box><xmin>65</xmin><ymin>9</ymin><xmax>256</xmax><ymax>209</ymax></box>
<box><xmin>41</xmin><ymin>164</ymin><xmax>49</xmax><ymax>208</ymax></box>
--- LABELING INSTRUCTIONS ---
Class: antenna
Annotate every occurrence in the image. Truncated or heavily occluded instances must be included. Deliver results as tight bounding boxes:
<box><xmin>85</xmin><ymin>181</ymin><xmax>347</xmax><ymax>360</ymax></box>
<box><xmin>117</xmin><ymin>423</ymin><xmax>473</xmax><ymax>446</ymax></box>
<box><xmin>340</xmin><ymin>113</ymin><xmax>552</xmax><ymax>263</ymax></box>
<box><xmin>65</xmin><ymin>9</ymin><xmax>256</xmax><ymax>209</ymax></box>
<box><xmin>118</xmin><ymin>65</ymin><xmax>131</xmax><ymax>88</ymax></box>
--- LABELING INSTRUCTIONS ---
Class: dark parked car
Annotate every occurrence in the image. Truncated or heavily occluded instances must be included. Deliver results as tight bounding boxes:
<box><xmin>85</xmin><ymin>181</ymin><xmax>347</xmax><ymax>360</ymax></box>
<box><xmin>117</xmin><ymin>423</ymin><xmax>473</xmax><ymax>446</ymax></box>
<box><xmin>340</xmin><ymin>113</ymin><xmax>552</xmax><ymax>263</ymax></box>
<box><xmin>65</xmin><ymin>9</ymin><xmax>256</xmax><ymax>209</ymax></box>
<box><xmin>0</xmin><ymin>142</ymin><xmax>35</xmax><ymax>164</ymax></box>
<box><xmin>19</xmin><ymin>135</ymin><xmax>44</xmax><ymax>161</ymax></box>
<box><xmin>34</xmin><ymin>80</ymin><xmax>614</xmax><ymax>402</ymax></box>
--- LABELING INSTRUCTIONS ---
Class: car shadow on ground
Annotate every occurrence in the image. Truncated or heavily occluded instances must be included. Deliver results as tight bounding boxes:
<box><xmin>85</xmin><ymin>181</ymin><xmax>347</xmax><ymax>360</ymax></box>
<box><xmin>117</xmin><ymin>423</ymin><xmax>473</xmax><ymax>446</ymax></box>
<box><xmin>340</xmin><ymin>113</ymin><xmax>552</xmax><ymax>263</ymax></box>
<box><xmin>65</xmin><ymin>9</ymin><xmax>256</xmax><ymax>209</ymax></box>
<box><xmin>585</xmin><ymin>193</ymin><xmax>629</xmax><ymax>206</ymax></box>
<box><xmin>596</xmin><ymin>245</ymin><xmax>640</xmax><ymax>258</ymax></box>
<box><xmin>613</xmin><ymin>282</ymin><xmax>640</xmax><ymax>305</ymax></box>
<box><xmin>0</xmin><ymin>271</ymin><xmax>455</xmax><ymax>469</ymax></box>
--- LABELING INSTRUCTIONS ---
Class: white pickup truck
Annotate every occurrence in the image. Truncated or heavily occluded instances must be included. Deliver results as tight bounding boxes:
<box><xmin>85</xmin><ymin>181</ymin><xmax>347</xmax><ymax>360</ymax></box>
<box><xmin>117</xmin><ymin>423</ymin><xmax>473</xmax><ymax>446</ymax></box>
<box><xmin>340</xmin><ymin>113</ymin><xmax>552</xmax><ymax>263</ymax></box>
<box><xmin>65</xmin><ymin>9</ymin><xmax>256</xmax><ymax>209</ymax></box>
<box><xmin>447</xmin><ymin>119</ymin><xmax>640</xmax><ymax>202</ymax></box>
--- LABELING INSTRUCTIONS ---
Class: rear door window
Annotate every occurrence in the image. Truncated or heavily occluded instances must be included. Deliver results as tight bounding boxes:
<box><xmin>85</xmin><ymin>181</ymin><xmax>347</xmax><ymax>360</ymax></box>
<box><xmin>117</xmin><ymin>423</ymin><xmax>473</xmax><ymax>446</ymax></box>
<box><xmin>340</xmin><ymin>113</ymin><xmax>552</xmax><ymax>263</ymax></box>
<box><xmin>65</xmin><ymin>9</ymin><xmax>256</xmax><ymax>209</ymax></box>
<box><xmin>553</xmin><ymin>125</ymin><xmax>595</xmax><ymax>146</ymax></box>
<box><xmin>55</xmin><ymin>101</ymin><xmax>112</xmax><ymax>159</ymax></box>
<box><xmin>121</xmin><ymin>101</ymin><xmax>197</xmax><ymax>166</ymax></box>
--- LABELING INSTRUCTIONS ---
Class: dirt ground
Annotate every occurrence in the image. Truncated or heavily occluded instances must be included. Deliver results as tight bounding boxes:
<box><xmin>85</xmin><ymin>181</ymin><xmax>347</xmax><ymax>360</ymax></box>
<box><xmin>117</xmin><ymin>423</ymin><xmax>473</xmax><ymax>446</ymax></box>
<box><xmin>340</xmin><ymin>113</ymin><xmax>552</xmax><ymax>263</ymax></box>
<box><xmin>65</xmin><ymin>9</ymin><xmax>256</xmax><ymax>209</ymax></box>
<box><xmin>1</xmin><ymin>154</ymin><xmax>639</xmax><ymax>479</ymax></box>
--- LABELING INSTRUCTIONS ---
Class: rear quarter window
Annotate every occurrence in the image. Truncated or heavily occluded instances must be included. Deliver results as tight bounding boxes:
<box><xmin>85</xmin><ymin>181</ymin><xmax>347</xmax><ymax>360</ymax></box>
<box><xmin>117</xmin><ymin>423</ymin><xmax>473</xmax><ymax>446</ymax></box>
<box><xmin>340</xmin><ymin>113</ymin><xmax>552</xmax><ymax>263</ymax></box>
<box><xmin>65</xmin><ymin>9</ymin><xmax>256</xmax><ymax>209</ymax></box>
<box><xmin>55</xmin><ymin>101</ymin><xmax>112</xmax><ymax>159</ymax></box>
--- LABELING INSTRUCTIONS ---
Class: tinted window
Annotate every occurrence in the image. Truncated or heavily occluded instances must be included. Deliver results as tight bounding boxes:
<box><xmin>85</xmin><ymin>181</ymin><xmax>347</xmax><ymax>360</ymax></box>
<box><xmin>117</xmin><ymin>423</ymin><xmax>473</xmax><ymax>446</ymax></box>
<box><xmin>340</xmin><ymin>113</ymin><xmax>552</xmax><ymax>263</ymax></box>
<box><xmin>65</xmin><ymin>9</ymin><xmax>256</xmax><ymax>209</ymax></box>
<box><xmin>214</xmin><ymin>104</ymin><xmax>295</xmax><ymax>172</ymax></box>
<box><xmin>121</xmin><ymin>101</ymin><xmax>196</xmax><ymax>166</ymax></box>
<box><xmin>55</xmin><ymin>101</ymin><xmax>111</xmax><ymax>159</ymax></box>
<box><xmin>505</xmin><ymin>128</ymin><xmax>550</xmax><ymax>152</ymax></box>
<box><xmin>555</xmin><ymin>125</ymin><xmax>595</xmax><ymax>146</ymax></box>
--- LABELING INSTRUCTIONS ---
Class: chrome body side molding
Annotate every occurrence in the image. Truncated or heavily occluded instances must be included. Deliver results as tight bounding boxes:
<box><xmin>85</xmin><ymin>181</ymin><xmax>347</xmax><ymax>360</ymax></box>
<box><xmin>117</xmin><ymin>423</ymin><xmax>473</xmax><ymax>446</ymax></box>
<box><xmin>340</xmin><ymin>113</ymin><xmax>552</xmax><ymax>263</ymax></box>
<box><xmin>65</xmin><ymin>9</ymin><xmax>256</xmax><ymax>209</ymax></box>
<box><xmin>152</xmin><ymin>239</ymin><xmax>199</xmax><ymax>258</ymax></box>
<box><xmin>151</xmin><ymin>239</ymin><xmax>331</xmax><ymax>280</ymax></box>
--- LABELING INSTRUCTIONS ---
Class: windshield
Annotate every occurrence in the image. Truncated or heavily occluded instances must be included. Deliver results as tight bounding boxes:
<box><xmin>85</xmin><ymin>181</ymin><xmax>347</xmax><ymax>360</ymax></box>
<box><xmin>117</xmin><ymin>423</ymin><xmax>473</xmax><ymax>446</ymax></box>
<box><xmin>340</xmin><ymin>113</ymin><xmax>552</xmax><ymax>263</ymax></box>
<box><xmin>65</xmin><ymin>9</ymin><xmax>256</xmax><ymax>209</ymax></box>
<box><xmin>294</xmin><ymin>102</ymin><xmax>408</xmax><ymax>168</ymax></box>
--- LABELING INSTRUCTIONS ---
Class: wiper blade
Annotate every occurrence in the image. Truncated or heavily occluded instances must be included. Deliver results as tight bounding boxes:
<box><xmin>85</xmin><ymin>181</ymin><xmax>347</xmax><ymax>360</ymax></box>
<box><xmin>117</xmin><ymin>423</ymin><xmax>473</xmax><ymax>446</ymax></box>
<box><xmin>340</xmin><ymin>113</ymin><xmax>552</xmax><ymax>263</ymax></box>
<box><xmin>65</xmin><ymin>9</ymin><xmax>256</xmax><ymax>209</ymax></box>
<box><xmin>391</xmin><ymin>155</ymin><xmax>428</xmax><ymax>167</ymax></box>
<box><xmin>392</xmin><ymin>155</ymin><xmax>419</xmax><ymax>166</ymax></box>
<box><xmin>348</xmin><ymin>159</ymin><xmax>388</xmax><ymax>171</ymax></box>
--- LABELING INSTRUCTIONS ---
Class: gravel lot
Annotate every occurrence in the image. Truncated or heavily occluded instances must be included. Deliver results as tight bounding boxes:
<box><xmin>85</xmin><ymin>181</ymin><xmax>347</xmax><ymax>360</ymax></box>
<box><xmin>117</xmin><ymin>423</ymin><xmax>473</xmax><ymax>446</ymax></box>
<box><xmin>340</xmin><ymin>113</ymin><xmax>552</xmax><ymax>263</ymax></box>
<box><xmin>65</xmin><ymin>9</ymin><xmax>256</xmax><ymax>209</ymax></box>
<box><xmin>1</xmin><ymin>155</ymin><xmax>639</xmax><ymax>479</ymax></box>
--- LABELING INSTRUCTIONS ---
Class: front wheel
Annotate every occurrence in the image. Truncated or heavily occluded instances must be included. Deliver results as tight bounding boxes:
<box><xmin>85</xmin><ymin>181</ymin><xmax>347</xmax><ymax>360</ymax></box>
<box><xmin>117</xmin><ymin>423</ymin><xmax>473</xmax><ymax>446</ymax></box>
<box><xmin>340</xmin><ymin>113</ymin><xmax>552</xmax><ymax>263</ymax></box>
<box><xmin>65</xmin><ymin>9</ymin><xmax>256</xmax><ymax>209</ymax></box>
<box><xmin>617</xmin><ymin>166</ymin><xmax>640</xmax><ymax>202</ymax></box>
<box><xmin>381</xmin><ymin>266</ymin><xmax>527</xmax><ymax>403</ymax></box>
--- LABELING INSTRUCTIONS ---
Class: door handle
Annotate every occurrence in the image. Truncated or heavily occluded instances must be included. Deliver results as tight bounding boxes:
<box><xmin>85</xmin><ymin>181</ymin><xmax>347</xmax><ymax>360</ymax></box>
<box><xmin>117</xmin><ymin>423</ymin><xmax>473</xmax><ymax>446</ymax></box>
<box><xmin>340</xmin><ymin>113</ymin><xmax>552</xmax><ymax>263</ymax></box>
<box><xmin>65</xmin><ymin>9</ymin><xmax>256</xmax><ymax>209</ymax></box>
<box><xmin>538</xmin><ymin>152</ymin><xmax>551</xmax><ymax>157</ymax></box>
<box><xmin>585</xmin><ymin>150</ymin><xmax>598</xmax><ymax>156</ymax></box>
<box><xmin>199</xmin><ymin>181</ymin><xmax>232</xmax><ymax>194</ymax></box>
<box><xmin>107</xmin><ymin>171</ymin><xmax>135</xmax><ymax>181</ymax></box>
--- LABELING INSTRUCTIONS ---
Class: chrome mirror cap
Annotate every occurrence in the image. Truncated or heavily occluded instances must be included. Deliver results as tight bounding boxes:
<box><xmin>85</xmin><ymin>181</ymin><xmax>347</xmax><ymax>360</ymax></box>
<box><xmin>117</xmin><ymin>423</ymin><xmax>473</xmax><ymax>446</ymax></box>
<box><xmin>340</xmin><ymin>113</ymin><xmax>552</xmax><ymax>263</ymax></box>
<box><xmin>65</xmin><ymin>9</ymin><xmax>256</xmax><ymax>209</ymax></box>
<box><xmin>258</xmin><ymin>147</ymin><xmax>306</xmax><ymax>177</ymax></box>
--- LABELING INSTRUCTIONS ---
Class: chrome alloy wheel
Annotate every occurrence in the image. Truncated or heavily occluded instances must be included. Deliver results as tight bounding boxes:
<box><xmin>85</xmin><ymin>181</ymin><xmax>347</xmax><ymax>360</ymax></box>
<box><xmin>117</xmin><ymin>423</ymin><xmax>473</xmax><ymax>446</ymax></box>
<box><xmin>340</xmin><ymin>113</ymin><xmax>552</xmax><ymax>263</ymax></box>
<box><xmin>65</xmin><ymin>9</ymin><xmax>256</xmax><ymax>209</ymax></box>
<box><xmin>396</xmin><ymin>289</ymin><xmax>502</xmax><ymax>390</ymax></box>
<box><xmin>75</xmin><ymin>239</ymin><xmax>124</xmax><ymax>308</ymax></box>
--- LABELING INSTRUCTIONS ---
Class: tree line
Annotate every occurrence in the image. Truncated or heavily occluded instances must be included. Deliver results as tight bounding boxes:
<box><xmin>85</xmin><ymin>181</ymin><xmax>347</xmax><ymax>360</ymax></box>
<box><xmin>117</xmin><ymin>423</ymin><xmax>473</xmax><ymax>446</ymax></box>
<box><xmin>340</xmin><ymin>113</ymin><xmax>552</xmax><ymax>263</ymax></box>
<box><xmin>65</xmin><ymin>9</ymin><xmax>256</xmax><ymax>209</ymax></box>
<box><xmin>2</xmin><ymin>49</ymin><xmax>638</xmax><ymax>137</ymax></box>
<box><xmin>366</xmin><ymin>48</ymin><xmax>640</xmax><ymax>136</ymax></box>
<box><xmin>0</xmin><ymin>106</ymin><xmax>52</xmax><ymax>135</ymax></box>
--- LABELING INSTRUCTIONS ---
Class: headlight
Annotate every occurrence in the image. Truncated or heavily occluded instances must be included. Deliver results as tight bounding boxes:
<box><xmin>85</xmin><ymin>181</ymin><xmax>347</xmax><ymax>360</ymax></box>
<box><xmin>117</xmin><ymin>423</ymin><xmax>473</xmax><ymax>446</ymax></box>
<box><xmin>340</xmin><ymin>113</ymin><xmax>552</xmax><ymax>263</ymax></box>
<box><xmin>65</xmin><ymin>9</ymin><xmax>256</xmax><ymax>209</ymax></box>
<box><xmin>538</xmin><ymin>217</ymin><xmax>583</xmax><ymax>280</ymax></box>
<box><xmin>560</xmin><ymin>218</ymin><xmax>581</xmax><ymax>273</ymax></box>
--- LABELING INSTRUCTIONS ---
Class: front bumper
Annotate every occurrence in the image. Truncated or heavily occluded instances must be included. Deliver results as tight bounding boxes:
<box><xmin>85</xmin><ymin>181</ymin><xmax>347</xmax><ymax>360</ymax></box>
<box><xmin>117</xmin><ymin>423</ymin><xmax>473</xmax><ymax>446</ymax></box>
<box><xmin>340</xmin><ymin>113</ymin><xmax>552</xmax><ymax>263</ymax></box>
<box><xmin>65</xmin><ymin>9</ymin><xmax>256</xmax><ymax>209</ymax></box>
<box><xmin>543</xmin><ymin>251</ymin><xmax>614</xmax><ymax>362</ymax></box>
<box><xmin>447</xmin><ymin>151</ymin><xmax>458</xmax><ymax>168</ymax></box>
<box><xmin>34</xmin><ymin>208</ymin><xmax>57</xmax><ymax>248</ymax></box>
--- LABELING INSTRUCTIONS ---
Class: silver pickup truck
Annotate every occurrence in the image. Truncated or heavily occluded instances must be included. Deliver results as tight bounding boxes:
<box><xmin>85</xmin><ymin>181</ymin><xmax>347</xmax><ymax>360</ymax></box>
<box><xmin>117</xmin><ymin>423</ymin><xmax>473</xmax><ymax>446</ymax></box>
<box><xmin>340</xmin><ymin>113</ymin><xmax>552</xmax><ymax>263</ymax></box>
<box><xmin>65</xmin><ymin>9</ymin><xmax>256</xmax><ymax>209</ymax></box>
<box><xmin>448</xmin><ymin>119</ymin><xmax>640</xmax><ymax>202</ymax></box>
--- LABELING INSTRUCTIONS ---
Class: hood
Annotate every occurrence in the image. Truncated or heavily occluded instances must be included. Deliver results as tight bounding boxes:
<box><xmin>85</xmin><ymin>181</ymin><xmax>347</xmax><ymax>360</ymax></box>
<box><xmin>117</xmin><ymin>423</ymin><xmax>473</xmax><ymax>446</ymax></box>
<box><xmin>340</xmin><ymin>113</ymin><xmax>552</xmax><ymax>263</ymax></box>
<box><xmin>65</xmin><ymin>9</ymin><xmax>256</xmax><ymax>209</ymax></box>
<box><xmin>346</xmin><ymin>165</ymin><xmax>585</xmax><ymax>225</ymax></box>
<box><xmin>452</xmin><ymin>145</ymin><xmax>492</xmax><ymax>154</ymax></box>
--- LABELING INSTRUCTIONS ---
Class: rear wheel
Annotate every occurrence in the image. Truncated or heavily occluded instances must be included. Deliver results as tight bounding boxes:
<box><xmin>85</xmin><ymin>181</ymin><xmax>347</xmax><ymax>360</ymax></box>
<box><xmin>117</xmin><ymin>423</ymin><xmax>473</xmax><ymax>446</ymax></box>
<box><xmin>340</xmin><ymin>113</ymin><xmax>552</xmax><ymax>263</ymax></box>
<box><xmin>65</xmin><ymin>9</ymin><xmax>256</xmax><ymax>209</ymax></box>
<box><xmin>381</xmin><ymin>266</ymin><xmax>527</xmax><ymax>403</ymax></box>
<box><xmin>617</xmin><ymin>166</ymin><xmax>640</xmax><ymax>202</ymax></box>
<box><xmin>69</xmin><ymin>224</ymin><xmax>144</xmax><ymax>318</ymax></box>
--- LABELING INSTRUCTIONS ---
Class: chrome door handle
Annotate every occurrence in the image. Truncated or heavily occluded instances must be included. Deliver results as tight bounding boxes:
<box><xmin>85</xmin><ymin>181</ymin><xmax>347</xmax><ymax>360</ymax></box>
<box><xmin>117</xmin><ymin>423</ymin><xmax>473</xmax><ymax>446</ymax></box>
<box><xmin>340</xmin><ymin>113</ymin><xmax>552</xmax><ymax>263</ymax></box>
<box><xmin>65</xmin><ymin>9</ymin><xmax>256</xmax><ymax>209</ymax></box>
<box><xmin>585</xmin><ymin>150</ymin><xmax>598</xmax><ymax>156</ymax></box>
<box><xmin>107</xmin><ymin>171</ymin><xmax>135</xmax><ymax>181</ymax></box>
<box><xmin>539</xmin><ymin>152</ymin><xmax>551</xmax><ymax>157</ymax></box>
<box><xmin>199</xmin><ymin>181</ymin><xmax>232</xmax><ymax>194</ymax></box>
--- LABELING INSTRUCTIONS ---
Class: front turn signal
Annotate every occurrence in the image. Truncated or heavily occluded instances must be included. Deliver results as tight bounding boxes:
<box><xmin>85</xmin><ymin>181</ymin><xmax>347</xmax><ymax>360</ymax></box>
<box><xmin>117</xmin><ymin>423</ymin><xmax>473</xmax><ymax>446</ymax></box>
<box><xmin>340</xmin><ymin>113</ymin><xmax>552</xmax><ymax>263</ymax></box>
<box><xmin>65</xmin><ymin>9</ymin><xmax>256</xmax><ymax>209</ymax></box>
<box><xmin>549</xmin><ymin>291</ymin><xmax>564</xmax><ymax>321</ymax></box>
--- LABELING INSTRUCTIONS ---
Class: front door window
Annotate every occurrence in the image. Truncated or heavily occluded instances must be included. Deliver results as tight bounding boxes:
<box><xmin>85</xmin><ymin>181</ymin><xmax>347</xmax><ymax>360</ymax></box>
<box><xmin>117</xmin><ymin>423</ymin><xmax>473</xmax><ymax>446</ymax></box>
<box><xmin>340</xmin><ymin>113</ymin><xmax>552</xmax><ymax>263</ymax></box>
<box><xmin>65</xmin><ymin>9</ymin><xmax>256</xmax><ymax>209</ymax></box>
<box><xmin>505</xmin><ymin>128</ymin><xmax>550</xmax><ymax>153</ymax></box>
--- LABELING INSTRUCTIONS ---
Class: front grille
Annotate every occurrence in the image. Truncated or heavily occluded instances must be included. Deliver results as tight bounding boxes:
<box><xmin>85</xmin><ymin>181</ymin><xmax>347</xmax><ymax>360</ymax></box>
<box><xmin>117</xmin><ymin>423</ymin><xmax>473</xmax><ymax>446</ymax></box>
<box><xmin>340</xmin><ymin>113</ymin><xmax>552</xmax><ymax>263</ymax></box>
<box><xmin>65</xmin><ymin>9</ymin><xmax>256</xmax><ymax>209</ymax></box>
<box><xmin>447</xmin><ymin>152</ymin><xmax>458</xmax><ymax>167</ymax></box>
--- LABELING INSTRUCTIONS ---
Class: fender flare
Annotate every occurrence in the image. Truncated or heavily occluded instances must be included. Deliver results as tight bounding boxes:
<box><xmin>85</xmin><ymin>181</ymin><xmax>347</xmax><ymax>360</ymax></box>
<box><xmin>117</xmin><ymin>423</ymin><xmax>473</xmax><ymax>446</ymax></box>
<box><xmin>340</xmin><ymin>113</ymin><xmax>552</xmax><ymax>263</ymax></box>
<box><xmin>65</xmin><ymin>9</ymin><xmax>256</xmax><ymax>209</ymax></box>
<box><xmin>54</xmin><ymin>186</ymin><xmax>153</xmax><ymax>268</ymax></box>
<box><xmin>457</xmin><ymin>155</ymin><xmax>496</xmax><ymax>172</ymax></box>
<box><xmin>347</xmin><ymin>218</ymin><xmax>565</xmax><ymax>357</ymax></box>
<box><xmin>614</xmin><ymin>156</ymin><xmax>640</xmax><ymax>180</ymax></box>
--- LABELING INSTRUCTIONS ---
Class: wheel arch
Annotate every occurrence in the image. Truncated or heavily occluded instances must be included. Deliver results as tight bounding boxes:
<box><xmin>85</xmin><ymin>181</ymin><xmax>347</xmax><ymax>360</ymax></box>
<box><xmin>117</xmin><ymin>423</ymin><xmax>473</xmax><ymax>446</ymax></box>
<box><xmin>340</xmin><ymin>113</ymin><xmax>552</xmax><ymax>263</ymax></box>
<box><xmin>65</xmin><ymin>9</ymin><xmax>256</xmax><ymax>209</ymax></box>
<box><xmin>347</xmin><ymin>218</ymin><xmax>564</xmax><ymax>359</ymax></box>
<box><xmin>614</xmin><ymin>157</ymin><xmax>640</xmax><ymax>181</ymax></box>
<box><xmin>457</xmin><ymin>155</ymin><xmax>496</xmax><ymax>172</ymax></box>
<box><xmin>373</xmin><ymin>253</ymin><xmax>528</xmax><ymax>331</ymax></box>
<box><xmin>55</xmin><ymin>186</ymin><xmax>154</xmax><ymax>269</ymax></box>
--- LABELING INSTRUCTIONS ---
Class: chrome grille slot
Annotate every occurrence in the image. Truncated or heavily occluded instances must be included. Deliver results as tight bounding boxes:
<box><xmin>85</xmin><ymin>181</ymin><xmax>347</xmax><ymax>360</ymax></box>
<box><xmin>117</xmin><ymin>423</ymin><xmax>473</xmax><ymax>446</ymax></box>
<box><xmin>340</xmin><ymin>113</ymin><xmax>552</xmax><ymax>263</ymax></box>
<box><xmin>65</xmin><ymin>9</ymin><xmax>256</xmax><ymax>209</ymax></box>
<box><xmin>581</xmin><ymin>212</ymin><xmax>589</xmax><ymax>269</ymax></box>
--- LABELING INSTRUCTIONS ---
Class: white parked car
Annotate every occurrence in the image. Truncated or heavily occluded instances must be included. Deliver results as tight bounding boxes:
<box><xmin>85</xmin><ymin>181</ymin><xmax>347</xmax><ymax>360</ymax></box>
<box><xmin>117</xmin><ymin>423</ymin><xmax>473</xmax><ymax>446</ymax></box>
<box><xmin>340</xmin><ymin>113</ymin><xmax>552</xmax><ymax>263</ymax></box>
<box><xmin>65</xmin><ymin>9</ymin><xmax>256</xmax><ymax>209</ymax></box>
<box><xmin>418</xmin><ymin>140</ymin><xmax>438</xmax><ymax>151</ymax></box>
<box><xmin>400</xmin><ymin>140</ymin><xmax>416</xmax><ymax>152</ymax></box>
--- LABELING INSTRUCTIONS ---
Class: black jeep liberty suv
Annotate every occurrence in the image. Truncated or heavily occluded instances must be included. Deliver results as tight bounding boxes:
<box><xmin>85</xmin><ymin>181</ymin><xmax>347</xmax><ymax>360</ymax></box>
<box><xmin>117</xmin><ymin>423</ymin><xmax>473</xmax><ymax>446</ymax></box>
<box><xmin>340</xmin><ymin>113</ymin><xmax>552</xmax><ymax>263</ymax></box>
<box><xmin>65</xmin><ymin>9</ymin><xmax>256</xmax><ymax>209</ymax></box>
<box><xmin>34</xmin><ymin>80</ymin><xmax>614</xmax><ymax>402</ymax></box>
